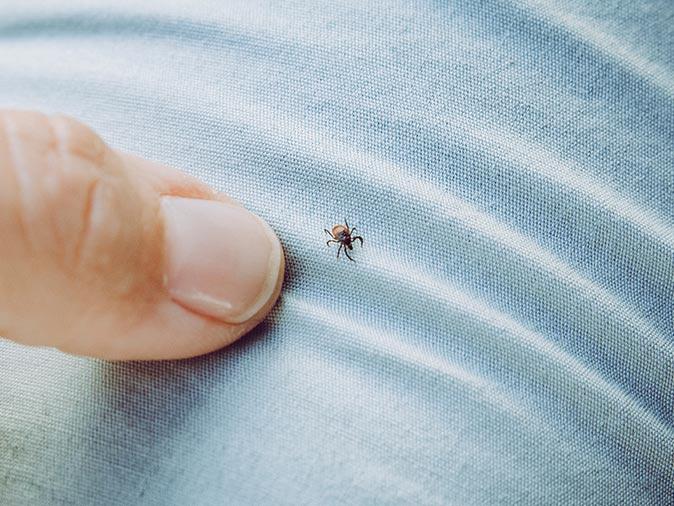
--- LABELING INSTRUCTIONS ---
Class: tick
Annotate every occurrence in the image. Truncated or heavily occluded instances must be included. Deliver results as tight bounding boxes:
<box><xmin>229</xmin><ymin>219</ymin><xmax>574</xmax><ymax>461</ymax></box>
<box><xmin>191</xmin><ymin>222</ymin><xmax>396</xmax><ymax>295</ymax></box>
<box><xmin>324</xmin><ymin>219</ymin><xmax>364</xmax><ymax>261</ymax></box>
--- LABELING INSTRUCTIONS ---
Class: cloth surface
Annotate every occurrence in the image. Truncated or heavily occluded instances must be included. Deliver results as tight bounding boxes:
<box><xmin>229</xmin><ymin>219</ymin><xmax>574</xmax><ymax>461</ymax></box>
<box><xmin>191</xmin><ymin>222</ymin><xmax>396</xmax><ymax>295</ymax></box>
<box><xmin>1</xmin><ymin>1</ymin><xmax>673</xmax><ymax>504</ymax></box>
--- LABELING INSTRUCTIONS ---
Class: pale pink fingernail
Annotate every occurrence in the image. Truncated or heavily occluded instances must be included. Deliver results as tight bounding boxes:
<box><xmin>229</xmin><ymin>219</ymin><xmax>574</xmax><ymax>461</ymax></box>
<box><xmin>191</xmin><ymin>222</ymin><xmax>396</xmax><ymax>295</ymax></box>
<box><xmin>160</xmin><ymin>196</ymin><xmax>282</xmax><ymax>324</ymax></box>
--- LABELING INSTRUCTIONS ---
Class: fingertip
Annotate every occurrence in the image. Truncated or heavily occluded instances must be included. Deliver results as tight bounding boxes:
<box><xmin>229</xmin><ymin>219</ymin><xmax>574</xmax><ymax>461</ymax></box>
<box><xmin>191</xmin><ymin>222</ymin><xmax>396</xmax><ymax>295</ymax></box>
<box><xmin>160</xmin><ymin>196</ymin><xmax>284</xmax><ymax>325</ymax></box>
<box><xmin>0</xmin><ymin>110</ymin><xmax>286</xmax><ymax>360</ymax></box>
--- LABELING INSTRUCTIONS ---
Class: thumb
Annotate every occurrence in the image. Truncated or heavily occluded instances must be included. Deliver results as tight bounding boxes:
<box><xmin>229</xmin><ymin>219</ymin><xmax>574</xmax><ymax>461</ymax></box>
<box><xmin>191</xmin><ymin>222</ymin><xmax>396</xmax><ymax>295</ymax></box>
<box><xmin>0</xmin><ymin>110</ymin><xmax>284</xmax><ymax>360</ymax></box>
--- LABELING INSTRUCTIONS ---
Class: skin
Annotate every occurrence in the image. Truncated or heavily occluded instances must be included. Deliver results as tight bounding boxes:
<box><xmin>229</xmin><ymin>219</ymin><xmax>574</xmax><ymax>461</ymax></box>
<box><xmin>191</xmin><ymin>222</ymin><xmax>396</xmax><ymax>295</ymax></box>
<box><xmin>0</xmin><ymin>110</ymin><xmax>285</xmax><ymax>360</ymax></box>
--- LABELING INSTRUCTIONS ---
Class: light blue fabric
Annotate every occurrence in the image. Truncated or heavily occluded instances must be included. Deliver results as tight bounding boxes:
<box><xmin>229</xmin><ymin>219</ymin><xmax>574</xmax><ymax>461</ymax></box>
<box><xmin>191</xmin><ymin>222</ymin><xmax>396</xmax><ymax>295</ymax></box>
<box><xmin>1</xmin><ymin>1</ymin><xmax>673</xmax><ymax>504</ymax></box>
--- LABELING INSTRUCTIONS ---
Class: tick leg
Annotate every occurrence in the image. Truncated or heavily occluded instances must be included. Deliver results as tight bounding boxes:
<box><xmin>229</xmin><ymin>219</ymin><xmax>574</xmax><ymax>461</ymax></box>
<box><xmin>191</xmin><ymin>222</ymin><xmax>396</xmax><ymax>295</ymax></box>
<box><xmin>326</xmin><ymin>240</ymin><xmax>335</xmax><ymax>246</ymax></box>
<box><xmin>344</xmin><ymin>218</ymin><xmax>349</xmax><ymax>229</ymax></box>
<box><xmin>324</xmin><ymin>229</ymin><xmax>333</xmax><ymax>237</ymax></box>
<box><xmin>337</xmin><ymin>244</ymin><xmax>342</xmax><ymax>258</ymax></box>
<box><xmin>353</xmin><ymin>236</ymin><xmax>364</xmax><ymax>246</ymax></box>
<box><xmin>344</xmin><ymin>248</ymin><xmax>355</xmax><ymax>262</ymax></box>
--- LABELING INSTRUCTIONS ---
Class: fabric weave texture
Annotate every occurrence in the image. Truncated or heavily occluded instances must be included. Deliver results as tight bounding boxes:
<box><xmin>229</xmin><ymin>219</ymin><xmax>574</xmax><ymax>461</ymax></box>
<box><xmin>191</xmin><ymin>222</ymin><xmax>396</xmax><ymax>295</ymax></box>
<box><xmin>1</xmin><ymin>1</ymin><xmax>673</xmax><ymax>504</ymax></box>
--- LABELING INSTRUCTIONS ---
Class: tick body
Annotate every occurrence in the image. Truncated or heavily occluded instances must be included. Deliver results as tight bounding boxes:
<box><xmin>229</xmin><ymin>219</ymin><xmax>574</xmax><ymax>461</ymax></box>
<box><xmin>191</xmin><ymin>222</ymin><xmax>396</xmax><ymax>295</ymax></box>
<box><xmin>324</xmin><ymin>220</ymin><xmax>364</xmax><ymax>261</ymax></box>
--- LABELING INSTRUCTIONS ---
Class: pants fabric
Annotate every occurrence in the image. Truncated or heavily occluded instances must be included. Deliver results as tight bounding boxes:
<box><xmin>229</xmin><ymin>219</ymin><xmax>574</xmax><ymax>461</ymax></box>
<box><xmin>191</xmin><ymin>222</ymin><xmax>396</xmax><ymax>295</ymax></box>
<box><xmin>1</xmin><ymin>1</ymin><xmax>673</xmax><ymax>504</ymax></box>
